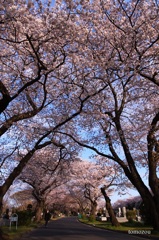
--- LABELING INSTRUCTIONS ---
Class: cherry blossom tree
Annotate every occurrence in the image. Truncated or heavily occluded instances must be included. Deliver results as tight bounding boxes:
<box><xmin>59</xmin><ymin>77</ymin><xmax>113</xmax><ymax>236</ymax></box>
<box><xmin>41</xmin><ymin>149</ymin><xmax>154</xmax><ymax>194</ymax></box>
<box><xmin>46</xmin><ymin>185</ymin><xmax>80</xmax><ymax>216</ymax></box>
<box><xmin>10</xmin><ymin>188</ymin><xmax>35</xmax><ymax>211</ymax></box>
<box><xmin>68</xmin><ymin>188</ymin><xmax>90</xmax><ymax>215</ymax></box>
<box><xmin>0</xmin><ymin>0</ymin><xmax>106</xmax><ymax>217</ymax></box>
<box><xmin>59</xmin><ymin>0</ymin><xmax>159</xmax><ymax>230</ymax></box>
<box><xmin>1</xmin><ymin>0</ymin><xmax>159</xmax><ymax>232</ymax></box>
<box><xmin>19</xmin><ymin>144</ymin><xmax>79</xmax><ymax>221</ymax></box>
<box><xmin>66</xmin><ymin>160</ymin><xmax>116</xmax><ymax>220</ymax></box>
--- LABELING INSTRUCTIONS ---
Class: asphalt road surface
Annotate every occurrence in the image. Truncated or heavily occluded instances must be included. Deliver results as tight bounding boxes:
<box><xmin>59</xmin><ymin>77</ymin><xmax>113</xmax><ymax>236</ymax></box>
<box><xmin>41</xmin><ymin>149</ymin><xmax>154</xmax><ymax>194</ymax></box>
<box><xmin>20</xmin><ymin>217</ymin><xmax>155</xmax><ymax>240</ymax></box>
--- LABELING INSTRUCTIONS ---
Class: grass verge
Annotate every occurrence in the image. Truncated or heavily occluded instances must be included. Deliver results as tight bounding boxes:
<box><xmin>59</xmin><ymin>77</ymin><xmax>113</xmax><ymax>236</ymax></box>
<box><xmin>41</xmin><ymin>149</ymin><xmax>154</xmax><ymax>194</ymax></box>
<box><xmin>1</xmin><ymin>217</ymin><xmax>61</xmax><ymax>240</ymax></box>
<box><xmin>1</xmin><ymin>223</ymin><xmax>40</xmax><ymax>240</ymax></box>
<box><xmin>79</xmin><ymin>218</ymin><xmax>159</xmax><ymax>237</ymax></box>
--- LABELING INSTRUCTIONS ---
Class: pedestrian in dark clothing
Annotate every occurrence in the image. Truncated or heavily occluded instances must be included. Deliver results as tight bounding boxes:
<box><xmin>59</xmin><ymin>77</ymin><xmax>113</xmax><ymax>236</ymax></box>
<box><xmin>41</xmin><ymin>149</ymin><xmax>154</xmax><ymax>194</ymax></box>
<box><xmin>3</xmin><ymin>209</ymin><xmax>10</xmax><ymax>226</ymax></box>
<box><xmin>3</xmin><ymin>209</ymin><xmax>9</xmax><ymax>219</ymax></box>
<box><xmin>44</xmin><ymin>210</ymin><xmax>51</xmax><ymax>227</ymax></box>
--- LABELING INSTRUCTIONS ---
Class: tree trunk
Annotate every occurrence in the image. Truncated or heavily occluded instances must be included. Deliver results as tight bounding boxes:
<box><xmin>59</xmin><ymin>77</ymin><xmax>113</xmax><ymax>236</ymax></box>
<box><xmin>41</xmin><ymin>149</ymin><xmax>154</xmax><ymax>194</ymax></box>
<box><xmin>35</xmin><ymin>200</ymin><xmax>45</xmax><ymax>222</ymax></box>
<box><xmin>121</xmin><ymin>163</ymin><xmax>159</xmax><ymax>230</ymax></box>
<box><xmin>0</xmin><ymin>197</ymin><xmax>3</xmax><ymax>216</ymax></box>
<box><xmin>115</xmin><ymin>117</ymin><xmax>159</xmax><ymax>230</ymax></box>
<box><xmin>90</xmin><ymin>201</ymin><xmax>97</xmax><ymax>219</ymax></box>
<box><xmin>141</xmin><ymin>193</ymin><xmax>159</xmax><ymax>230</ymax></box>
<box><xmin>101</xmin><ymin>187</ymin><xmax>120</xmax><ymax>227</ymax></box>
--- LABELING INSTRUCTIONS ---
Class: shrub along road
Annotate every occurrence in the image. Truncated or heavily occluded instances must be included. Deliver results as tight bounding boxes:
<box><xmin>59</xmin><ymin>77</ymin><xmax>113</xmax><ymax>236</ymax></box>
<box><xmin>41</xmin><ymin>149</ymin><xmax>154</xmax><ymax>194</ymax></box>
<box><xmin>20</xmin><ymin>217</ymin><xmax>157</xmax><ymax>240</ymax></box>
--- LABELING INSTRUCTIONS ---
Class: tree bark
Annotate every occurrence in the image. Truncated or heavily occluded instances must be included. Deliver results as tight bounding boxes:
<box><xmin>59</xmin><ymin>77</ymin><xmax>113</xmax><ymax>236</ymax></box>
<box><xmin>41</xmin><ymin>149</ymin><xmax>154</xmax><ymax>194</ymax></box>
<box><xmin>113</xmin><ymin>117</ymin><xmax>159</xmax><ymax>230</ymax></box>
<box><xmin>101</xmin><ymin>187</ymin><xmax>120</xmax><ymax>227</ymax></box>
<box><xmin>90</xmin><ymin>201</ymin><xmax>97</xmax><ymax>219</ymax></box>
<box><xmin>35</xmin><ymin>200</ymin><xmax>45</xmax><ymax>222</ymax></box>
<box><xmin>141</xmin><ymin>194</ymin><xmax>159</xmax><ymax>229</ymax></box>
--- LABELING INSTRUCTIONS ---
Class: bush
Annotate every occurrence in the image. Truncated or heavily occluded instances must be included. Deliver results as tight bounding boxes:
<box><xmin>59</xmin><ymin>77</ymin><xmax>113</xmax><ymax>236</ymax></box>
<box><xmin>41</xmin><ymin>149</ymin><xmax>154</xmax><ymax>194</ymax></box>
<box><xmin>81</xmin><ymin>214</ymin><xmax>88</xmax><ymax>220</ymax></box>
<box><xmin>126</xmin><ymin>210</ymin><xmax>136</xmax><ymax>223</ymax></box>
<box><xmin>89</xmin><ymin>215</ymin><xmax>96</xmax><ymax>222</ymax></box>
<box><xmin>15</xmin><ymin>210</ymin><xmax>34</xmax><ymax>226</ymax></box>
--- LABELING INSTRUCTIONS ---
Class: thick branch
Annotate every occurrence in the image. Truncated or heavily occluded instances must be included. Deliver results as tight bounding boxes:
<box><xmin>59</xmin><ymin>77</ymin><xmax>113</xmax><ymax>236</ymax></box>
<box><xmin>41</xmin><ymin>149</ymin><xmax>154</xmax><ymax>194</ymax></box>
<box><xmin>147</xmin><ymin>111</ymin><xmax>159</xmax><ymax>196</ymax></box>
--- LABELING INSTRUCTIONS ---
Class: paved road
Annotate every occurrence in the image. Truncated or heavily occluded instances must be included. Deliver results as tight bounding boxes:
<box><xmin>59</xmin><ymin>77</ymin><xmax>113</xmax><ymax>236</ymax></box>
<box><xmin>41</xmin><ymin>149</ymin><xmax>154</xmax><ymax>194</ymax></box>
<box><xmin>20</xmin><ymin>217</ymin><xmax>155</xmax><ymax>240</ymax></box>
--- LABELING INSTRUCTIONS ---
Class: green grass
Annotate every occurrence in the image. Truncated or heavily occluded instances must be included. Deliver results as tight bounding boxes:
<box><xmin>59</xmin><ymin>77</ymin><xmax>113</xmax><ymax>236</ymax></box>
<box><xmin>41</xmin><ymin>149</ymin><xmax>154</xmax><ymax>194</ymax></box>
<box><xmin>1</xmin><ymin>218</ymin><xmax>60</xmax><ymax>240</ymax></box>
<box><xmin>1</xmin><ymin>223</ymin><xmax>40</xmax><ymax>240</ymax></box>
<box><xmin>79</xmin><ymin>218</ymin><xmax>159</xmax><ymax>236</ymax></box>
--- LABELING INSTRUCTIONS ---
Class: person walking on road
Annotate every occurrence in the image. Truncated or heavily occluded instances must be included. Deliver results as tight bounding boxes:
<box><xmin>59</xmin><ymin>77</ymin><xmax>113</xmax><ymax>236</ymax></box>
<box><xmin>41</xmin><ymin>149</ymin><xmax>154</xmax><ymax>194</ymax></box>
<box><xmin>44</xmin><ymin>210</ymin><xmax>51</xmax><ymax>227</ymax></box>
